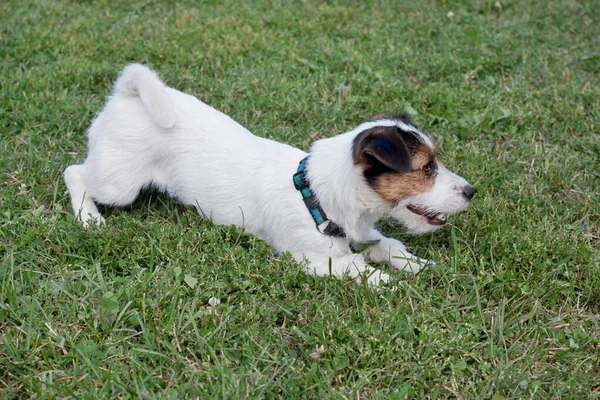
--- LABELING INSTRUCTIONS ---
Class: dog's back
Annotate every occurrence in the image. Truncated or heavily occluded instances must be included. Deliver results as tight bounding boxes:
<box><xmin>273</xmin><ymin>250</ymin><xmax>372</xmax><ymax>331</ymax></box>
<box><xmin>67</xmin><ymin>64</ymin><xmax>307</xmax><ymax>242</ymax></box>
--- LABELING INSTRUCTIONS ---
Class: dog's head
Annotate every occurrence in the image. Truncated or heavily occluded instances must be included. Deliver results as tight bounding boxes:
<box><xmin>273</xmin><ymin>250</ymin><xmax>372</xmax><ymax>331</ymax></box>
<box><xmin>353</xmin><ymin>114</ymin><xmax>474</xmax><ymax>234</ymax></box>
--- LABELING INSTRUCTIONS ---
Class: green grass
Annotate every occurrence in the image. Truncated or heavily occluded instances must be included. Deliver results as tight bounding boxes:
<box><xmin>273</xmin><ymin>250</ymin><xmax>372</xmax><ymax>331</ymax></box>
<box><xmin>1</xmin><ymin>0</ymin><xmax>599</xmax><ymax>398</ymax></box>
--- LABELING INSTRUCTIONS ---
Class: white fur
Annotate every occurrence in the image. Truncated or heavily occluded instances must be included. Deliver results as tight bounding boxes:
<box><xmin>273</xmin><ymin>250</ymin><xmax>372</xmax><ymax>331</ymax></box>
<box><xmin>64</xmin><ymin>64</ymin><xmax>472</xmax><ymax>286</ymax></box>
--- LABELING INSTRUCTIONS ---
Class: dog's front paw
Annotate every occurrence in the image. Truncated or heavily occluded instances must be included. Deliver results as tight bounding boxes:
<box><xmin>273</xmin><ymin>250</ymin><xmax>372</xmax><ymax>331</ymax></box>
<box><xmin>81</xmin><ymin>213</ymin><xmax>105</xmax><ymax>228</ymax></box>
<box><xmin>389</xmin><ymin>251</ymin><xmax>432</xmax><ymax>274</ymax></box>
<box><xmin>361</xmin><ymin>269</ymin><xmax>390</xmax><ymax>287</ymax></box>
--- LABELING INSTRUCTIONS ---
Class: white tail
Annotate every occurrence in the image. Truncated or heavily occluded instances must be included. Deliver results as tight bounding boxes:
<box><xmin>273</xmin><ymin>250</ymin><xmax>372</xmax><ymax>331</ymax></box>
<box><xmin>113</xmin><ymin>64</ymin><xmax>176</xmax><ymax>129</ymax></box>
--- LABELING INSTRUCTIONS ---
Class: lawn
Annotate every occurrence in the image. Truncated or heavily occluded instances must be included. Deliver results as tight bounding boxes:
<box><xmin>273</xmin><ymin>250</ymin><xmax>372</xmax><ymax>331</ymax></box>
<box><xmin>1</xmin><ymin>0</ymin><xmax>598</xmax><ymax>398</ymax></box>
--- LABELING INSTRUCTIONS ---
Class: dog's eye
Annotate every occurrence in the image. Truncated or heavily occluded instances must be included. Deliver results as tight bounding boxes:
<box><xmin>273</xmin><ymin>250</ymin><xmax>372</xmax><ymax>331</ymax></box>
<box><xmin>423</xmin><ymin>160</ymin><xmax>436</xmax><ymax>176</ymax></box>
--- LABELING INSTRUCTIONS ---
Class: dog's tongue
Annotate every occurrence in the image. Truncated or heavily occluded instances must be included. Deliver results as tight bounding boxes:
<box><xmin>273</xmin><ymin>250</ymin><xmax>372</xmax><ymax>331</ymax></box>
<box><xmin>406</xmin><ymin>204</ymin><xmax>447</xmax><ymax>225</ymax></box>
<box><xmin>427</xmin><ymin>213</ymin><xmax>447</xmax><ymax>225</ymax></box>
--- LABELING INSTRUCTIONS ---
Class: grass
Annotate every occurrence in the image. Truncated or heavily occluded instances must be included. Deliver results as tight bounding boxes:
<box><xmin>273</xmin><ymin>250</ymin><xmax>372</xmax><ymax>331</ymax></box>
<box><xmin>1</xmin><ymin>0</ymin><xmax>598</xmax><ymax>398</ymax></box>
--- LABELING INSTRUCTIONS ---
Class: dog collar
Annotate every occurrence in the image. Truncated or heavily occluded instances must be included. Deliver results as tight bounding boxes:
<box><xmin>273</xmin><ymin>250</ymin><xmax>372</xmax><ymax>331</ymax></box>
<box><xmin>293</xmin><ymin>157</ymin><xmax>346</xmax><ymax>238</ymax></box>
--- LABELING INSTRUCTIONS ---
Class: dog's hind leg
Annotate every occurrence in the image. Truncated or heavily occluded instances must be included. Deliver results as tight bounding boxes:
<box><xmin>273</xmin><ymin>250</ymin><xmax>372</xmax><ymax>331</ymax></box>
<box><xmin>65</xmin><ymin>157</ymin><xmax>155</xmax><ymax>226</ymax></box>
<box><xmin>64</xmin><ymin>164</ymin><xmax>105</xmax><ymax>227</ymax></box>
<box><xmin>300</xmin><ymin>253</ymin><xmax>389</xmax><ymax>286</ymax></box>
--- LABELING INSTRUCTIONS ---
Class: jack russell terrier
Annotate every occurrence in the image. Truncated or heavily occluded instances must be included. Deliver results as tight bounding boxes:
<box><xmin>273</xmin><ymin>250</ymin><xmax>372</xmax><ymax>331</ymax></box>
<box><xmin>65</xmin><ymin>64</ymin><xmax>475</xmax><ymax>285</ymax></box>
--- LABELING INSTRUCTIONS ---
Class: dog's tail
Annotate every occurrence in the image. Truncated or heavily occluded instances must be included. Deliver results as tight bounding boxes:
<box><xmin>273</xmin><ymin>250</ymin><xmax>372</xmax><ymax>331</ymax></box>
<box><xmin>113</xmin><ymin>64</ymin><xmax>176</xmax><ymax>129</ymax></box>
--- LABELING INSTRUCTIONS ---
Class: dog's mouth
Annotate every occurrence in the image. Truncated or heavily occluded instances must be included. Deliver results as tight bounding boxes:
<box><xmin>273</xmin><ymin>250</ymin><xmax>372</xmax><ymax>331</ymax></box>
<box><xmin>406</xmin><ymin>203</ymin><xmax>447</xmax><ymax>226</ymax></box>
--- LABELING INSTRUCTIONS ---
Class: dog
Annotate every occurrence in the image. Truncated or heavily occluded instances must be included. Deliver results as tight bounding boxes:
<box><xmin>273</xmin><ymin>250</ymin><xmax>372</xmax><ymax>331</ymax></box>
<box><xmin>64</xmin><ymin>64</ymin><xmax>474</xmax><ymax>286</ymax></box>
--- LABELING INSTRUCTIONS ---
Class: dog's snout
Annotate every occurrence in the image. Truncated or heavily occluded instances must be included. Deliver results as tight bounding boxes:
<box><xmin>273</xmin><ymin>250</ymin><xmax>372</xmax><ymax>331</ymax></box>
<box><xmin>462</xmin><ymin>185</ymin><xmax>475</xmax><ymax>200</ymax></box>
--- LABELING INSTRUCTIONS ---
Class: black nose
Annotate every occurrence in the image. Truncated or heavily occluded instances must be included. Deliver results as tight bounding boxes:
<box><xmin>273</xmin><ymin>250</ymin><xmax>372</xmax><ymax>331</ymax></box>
<box><xmin>462</xmin><ymin>185</ymin><xmax>475</xmax><ymax>200</ymax></box>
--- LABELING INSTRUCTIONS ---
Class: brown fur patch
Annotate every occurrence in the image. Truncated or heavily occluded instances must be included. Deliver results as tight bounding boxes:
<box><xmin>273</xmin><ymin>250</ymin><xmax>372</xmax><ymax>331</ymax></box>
<box><xmin>352</xmin><ymin>124</ymin><xmax>439</xmax><ymax>202</ymax></box>
<box><xmin>373</xmin><ymin>170</ymin><xmax>436</xmax><ymax>202</ymax></box>
<box><xmin>374</xmin><ymin>144</ymin><xmax>438</xmax><ymax>202</ymax></box>
<box><xmin>410</xmin><ymin>147</ymin><xmax>435</xmax><ymax>170</ymax></box>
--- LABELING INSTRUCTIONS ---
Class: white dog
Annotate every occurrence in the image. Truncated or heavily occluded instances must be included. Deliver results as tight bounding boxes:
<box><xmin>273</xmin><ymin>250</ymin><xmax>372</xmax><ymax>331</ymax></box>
<box><xmin>64</xmin><ymin>64</ymin><xmax>474</xmax><ymax>285</ymax></box>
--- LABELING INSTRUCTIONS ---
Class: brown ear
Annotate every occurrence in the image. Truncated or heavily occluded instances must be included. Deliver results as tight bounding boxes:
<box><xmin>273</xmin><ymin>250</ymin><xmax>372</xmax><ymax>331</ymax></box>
<box><xmin>353</xmin><ymin>127</ymin><xmax>412</xmax><ymax>173</ymax></box>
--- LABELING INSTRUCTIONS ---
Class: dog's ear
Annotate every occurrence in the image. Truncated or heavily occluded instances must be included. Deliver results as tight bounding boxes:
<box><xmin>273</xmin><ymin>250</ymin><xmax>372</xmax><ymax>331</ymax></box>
<box><xmin>353</xmin><ymin>127</ymin><xmax>412</xmax><ymax>173</ymax></box>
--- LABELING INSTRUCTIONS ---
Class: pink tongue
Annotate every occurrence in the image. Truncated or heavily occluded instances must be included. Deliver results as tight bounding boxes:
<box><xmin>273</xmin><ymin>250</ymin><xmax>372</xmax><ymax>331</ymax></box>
<box><xmin>426</xmin><ymin>214</ymin><xmax>446</xmax><ymax>225</ymax></box>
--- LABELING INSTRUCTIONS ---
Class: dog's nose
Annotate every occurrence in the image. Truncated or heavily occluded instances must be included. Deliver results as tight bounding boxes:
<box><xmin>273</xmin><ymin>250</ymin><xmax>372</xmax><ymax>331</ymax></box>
<box><xmin>462</xmin><ymin>185</ymin><xmax>475</xmax><ymax>200</ymax></box>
